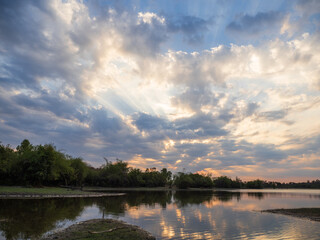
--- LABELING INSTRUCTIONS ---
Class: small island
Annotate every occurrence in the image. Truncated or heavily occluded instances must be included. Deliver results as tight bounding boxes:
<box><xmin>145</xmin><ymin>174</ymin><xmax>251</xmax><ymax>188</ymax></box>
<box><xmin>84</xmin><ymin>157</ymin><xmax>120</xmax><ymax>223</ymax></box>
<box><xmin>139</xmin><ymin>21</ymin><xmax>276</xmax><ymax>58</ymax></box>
<box><xmin>262</xmin><ymin>208</ymin><xmax>320</xmax><ymax>222</ymax></box>
<box><xmin>42</xmin><ymin>219</ymin><xmax>155</xmax><ymax>240</ymax></box>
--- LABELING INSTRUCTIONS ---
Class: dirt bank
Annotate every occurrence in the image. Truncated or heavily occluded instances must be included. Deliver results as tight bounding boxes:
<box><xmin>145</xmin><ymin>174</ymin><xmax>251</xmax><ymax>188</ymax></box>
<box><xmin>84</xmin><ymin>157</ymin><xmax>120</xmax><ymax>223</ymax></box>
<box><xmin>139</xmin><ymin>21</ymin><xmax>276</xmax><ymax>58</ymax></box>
<box><xmin>261</xmin><ymin>208</ymin><xmax>320</xmax><ymax>222</ymax></box>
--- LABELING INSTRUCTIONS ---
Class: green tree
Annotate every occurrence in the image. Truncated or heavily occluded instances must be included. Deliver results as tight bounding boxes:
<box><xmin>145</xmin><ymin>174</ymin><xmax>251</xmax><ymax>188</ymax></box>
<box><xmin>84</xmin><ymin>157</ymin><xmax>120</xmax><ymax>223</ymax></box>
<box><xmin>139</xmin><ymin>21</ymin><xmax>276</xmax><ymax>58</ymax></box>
<box><xmin>0</xmin><ymin>143</ymin><xmax>16</xmax><ymax>185</ymax></box>
<box><xmin>128</xmin><ymin>168</ymin><xmax>145</xmax><ymax>186</ymax></box>
<box><xmin>174</xmin><ymin>173</ymin><xmax>194</xmax><ymax>189</ymax></box>
<box><xmin>70</xmin><ymin>158</ymin><xmax>88</xmax><ymax>187</ymax></box>
<box><xmin>213</xmin><ymin>176</ymin><xmax>233</xmax><ymax>188</ymax></box>
<box><xmin>99</xmin><ymin>159</ymin><xmax>129</xmax><ymax>187</ymax></box>
<box><xmin>246</xmin><ymin>179</ymin><xmax>264</xmax><ymax>189</ymax></box>
<box><xmin>161</xmin><ymin>168</ymin><xmax>172</xmax><ymax>186</ymax></box>
<box><xmin>55</xmin><ymin>153</ymin><xmax>74</xmax><ymax>186</ymax></box>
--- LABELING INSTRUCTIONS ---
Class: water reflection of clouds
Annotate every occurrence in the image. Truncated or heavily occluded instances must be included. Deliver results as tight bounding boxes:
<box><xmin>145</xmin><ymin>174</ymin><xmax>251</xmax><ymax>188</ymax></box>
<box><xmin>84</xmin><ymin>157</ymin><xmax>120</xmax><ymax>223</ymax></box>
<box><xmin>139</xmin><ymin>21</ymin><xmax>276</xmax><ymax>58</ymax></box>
<box><xmin>160</xmin><ymin>218</ymin><xmax>176</xmax><ymax>239</ymax></box>
<box><xmin>77</xmin><ymin>205</ymin><xmax>101</xmax><ymax>221</ymax></box>
<box><xmin>1</xmin><ymin>191</ymin><xmax>320</xmax><ymax>240</ymax></box>
<box><xmin>127</xmin><ymin>204</ymin><xmax>162</xmax><ymax>219</ymax></box>
<box><xmin>120</xmin><ymin>191</ymin><xmax>320</xmax><ymax>239</ymax></box>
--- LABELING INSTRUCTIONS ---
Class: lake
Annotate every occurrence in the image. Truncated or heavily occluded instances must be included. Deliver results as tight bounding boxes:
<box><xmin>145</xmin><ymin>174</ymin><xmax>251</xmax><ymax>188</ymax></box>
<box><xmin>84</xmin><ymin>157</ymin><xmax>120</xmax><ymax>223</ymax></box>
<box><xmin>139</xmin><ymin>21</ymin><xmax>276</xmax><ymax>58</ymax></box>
<box><xmin>0</xmin><ymin>189</ymin><xmax>319</xmax><ymax>239</ymax></box>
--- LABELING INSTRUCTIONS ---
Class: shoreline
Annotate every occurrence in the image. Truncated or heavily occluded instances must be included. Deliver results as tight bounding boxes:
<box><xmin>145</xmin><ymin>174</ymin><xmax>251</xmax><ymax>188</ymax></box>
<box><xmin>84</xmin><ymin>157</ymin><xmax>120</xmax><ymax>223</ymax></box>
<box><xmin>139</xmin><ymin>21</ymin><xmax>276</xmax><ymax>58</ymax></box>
<box><xmin>41</xmin><ymin>219</ymin><xmax>155</xmax><ymax>240</ymax></box>
<box><xmin>0</xmin><ymin>193</ymin><xmax>125</xmax><ymax>199</ymax></box>
<box><xmin>0</xmin><ymin>186</ymin><xmax>126</xmax><ymax>199</ymax></box>
<box><xmin>261</xmin><ymin>208</ymin><xmax>320</xmax><ymax>222</ymax></box>
<box><xmin>1</xmin><ymin>186</ymin><xmax>319</xmax><ymax>199</ymax></box>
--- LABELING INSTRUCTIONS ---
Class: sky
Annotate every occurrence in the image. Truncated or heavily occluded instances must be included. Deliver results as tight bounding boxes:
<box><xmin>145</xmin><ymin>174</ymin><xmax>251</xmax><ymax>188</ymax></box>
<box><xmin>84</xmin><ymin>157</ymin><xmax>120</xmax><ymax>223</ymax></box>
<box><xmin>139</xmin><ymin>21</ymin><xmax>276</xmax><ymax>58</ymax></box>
<box><xmin>0</xmin><ymin>0</ymin><xmax>319</xmax><ymax>182</ymax></box>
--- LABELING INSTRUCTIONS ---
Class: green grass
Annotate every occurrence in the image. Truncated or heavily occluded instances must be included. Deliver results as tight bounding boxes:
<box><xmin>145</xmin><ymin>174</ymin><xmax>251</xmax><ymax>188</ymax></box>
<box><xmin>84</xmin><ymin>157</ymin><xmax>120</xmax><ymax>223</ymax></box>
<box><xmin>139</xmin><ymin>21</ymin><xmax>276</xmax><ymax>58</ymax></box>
<box><xmin>42</xmin><ymin>219</ymin><xmax>155</xmax><ymax>240</ymax></box>
<box><xmin>0</xmin><ymin>186</ymin><xmax>86</xmax><ymax>195</ymax></box>
<box><xmin>84</xmin><ymin>186</ymin><xmax>216</xmax><ymax>192</ymax></box>
<box><xmin>84</xmin><ymin>186</ymin><xmax>171</xmax><ymax>192</ymax></box>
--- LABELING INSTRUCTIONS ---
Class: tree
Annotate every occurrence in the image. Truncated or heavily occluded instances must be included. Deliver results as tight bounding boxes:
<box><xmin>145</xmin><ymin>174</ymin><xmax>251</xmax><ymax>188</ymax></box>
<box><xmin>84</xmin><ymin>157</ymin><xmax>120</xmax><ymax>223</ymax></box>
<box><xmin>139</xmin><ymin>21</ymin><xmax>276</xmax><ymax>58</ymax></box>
<box><xmin>128</xmin><ymin>168</ymin><xmax>145</xmax><ymax>187</ymax></box>
<box><xmin>0</xmin><ymin>143</ymin><xmax>16</xmax><ymax>185</ymax></box>
<box><xmin>246</xmin><ymin>179</ymin><xmax>264</xmax><ymax>189</ymax></box>
<box><xmin>70</xmin><ymin>158</ymin><xmax>88</xmax><ymax>187</ymax></box>
<box><xmin>213</xmin><ymin>176</ymin><xmax>233</xmax><ymax>188</ymax></box>
<box><xmin>99</xmin><ymin>159</ymin><xmax>129</xmax><ymax>187</ymax></box>
<box><xmin>161</xmin><ymin>168</ymin><xmax>172</xmax><ymax>183</ymax></box>
<box><xmin>55</xmin><ymin>153</ymin><xmax>74</xmax><ymax>186</ymax></box>
<box><xmin>174</xmin><ymin>173</ymin><xmax>194</xmax><ymax>189</ymax></box>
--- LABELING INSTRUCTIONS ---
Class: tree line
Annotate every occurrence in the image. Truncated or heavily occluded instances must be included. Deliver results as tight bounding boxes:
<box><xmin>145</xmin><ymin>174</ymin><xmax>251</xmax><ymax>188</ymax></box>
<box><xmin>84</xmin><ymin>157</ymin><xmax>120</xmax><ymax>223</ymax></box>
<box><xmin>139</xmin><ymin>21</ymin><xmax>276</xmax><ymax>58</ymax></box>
<box><xmin>0</xmin><ymin>140</ymin><xmax>319</xmax><ymax>189</ymax></box>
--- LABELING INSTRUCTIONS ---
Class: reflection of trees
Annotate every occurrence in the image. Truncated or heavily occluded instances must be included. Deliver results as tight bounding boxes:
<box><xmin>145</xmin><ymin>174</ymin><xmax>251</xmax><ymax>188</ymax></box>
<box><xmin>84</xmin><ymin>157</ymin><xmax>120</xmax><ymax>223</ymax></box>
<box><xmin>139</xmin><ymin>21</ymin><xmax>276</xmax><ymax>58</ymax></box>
<box><xmin>174</xmin><ymin>191</ymin><xmax>214</xmax><ymax>207</ymax></box>
<box><xmin>95</xmin><ymin>191</ymin><xmax>173</xmax><ymax>215</ymax></box>
<box><xmin>126</xmin><ymin>191</ymin><xmax>172</xmax><ymax>208</ymax></box>
<box><xmin>95</xmin><ymin>196</ymin><xmax>127</xmax><ymax>216</ymax></box>
<box><xmin>0</xmin><ymin>192</ymin><xmax>173</xmax><ymax>239</ymax></box>
<box><xmin>247</xmin><ymin>192</ymin><xmax>264</xmax><ymax>200</ymax></box>
<box><xmin>174</xmin><ymin>191</ymin><xmax>244</xmax><ymax>206</ymax></box>
<box><xmin>213</xmin><ymin>191</ymin><xmax>241</xmax><ymax>202</ymax></box>
<box><xmin>0</xmin><ymin>191</ymin><xmax>274</xmax><ymax>239</ymax></box>
<box><xmin>0</xmin><ymin>198</ymin><xmax>95</xmax><ymax>240</ymax></box>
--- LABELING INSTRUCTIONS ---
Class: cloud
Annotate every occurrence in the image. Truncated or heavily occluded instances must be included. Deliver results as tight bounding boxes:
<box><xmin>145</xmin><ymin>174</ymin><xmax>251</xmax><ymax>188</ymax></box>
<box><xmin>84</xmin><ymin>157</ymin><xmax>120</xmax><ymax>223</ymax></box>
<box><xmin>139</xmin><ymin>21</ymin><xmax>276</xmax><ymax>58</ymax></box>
<box><xmin>226</xmin><ymin>11</ymin><xmax>286</xmax><ymax>37</ymax></box>
<box><xmin>171</xmin><ymin>87</ymin><xmax>222</xmax><ymax>112</ymax></box>
<box><xmin>0</xmin><ymin>88</ymin><xmax>162</xmax><ymax>165</ymax></box>
<box><xmin>296</xmin><ymin>0</ymin><xmax>320</xmax><ymax>17</ymax></box>
<box><xmin>132</xmin><ymin>111</ymin><xmax>228</xmax><ymax>142</ymax></box>
<box><xmin>174</xmin><ymin>113</ymin><xmax>228</xmax><ymax>139</ymax></box>
<box><xmin>0</xmin><ymin>0</ymin><xmax>319</xmax><ymax>180</ymax></box>
<box><xmin>254</xmin><ymin>110</ymin><xmax>287</xmax><ymax>122</ymax></box>
<box><xmin>167</xmin><ymin>15</ymin><xmax>214</xmax><ymax>44</ymax></box>
<box><xmin>132</xmin><ymin>112</ymin><xmax>170</xmax><ymax>131</ymax></box>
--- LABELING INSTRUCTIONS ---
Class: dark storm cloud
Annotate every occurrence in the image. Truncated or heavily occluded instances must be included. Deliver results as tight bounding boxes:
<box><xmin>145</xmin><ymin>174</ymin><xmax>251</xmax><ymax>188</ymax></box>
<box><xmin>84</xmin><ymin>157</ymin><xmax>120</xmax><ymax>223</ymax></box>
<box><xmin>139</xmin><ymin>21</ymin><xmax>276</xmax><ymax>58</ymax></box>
<box><xmin>226</xmin><ymin>11</ymin><xmax>285</xmax><ymax>36</ymax></box>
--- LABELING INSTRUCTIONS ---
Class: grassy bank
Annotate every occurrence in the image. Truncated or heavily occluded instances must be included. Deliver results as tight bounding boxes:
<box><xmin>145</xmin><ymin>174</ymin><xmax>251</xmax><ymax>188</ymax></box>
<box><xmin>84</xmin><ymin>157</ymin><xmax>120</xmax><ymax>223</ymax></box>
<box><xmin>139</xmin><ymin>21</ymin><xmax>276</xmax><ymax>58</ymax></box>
<box><xmin>42</xmin><ymin>219</ymin><xmax>155</xmax><ymax>240</ymax></box>
<box><xmin>84</xmin><ymin>186</ymin><xmax>171</xmax><ymax>192</ymax></box>
<box><xmin>0</xmin><ymin>186</ymin><xmax>86</xmax><ymax>195</ymax></box>
<box><xmin>0</xmin><ymin>186</ymin><xmax>125</xmax><ymax>198</ymax></box>
<box><xmin>262</xmin><ymin>208</ymin><xmax>320</xmax><ymax>222</ymax></box>
<box><xmin>84</xmin><ymin>186</ymin><xmax>229</xmax><ymax>191</ymax></box>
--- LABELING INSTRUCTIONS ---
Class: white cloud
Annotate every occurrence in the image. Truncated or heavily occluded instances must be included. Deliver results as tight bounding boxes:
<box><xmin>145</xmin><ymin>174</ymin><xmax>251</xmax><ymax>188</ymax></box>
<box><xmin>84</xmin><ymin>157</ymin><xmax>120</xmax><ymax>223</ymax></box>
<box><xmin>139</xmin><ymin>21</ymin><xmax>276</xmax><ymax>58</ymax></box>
<box><xmin>138</xmin><ymin>12</ymin><xmax>165</xmax><ymax>25</ymax></box>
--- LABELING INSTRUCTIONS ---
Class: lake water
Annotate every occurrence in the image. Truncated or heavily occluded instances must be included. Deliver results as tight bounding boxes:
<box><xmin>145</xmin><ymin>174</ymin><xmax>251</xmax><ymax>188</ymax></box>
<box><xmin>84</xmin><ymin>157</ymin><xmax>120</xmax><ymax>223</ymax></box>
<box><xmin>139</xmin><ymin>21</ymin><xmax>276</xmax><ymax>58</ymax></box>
<box><xmin>0</xmin><ymin>189</ymin><xmax>319</xmax><ymax>239</ymax></box>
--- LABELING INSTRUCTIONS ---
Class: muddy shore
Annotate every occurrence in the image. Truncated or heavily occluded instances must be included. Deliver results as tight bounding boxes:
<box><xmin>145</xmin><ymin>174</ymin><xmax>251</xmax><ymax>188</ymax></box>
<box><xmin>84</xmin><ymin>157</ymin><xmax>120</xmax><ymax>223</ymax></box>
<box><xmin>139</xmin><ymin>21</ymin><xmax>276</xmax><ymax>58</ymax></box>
<box><xmin>262</xmin><ymin>208</ymin><xmax>320</xmax><ymax>222</ymax></box>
